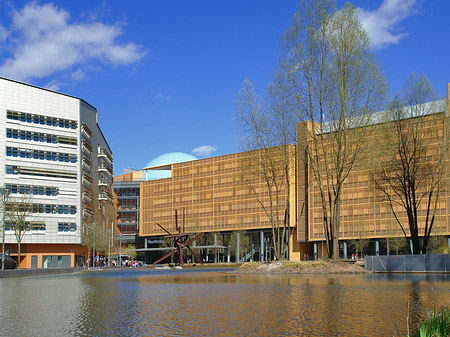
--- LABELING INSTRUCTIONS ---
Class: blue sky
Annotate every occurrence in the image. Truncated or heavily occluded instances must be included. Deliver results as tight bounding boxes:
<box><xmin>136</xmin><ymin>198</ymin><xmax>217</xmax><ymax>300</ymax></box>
<box><xmin>0</xmin><ymin>0</ymin><xmax>448</xmax><ymax>175</ymax></box>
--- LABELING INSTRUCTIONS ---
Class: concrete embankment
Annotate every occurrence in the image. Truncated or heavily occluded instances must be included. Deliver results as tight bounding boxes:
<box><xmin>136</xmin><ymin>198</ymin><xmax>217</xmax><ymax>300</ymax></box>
<box><xmin>0</xmin><ymin>267</ymin><xmax>82</xmax><ymax>278</ymax></box>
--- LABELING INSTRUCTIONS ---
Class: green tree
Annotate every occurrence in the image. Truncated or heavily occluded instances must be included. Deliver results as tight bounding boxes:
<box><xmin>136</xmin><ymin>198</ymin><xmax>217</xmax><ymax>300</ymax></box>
<box><xmin>125</xmin><ymin>244</ymin><xmax>138</xmax><ymax>260</ymax></box>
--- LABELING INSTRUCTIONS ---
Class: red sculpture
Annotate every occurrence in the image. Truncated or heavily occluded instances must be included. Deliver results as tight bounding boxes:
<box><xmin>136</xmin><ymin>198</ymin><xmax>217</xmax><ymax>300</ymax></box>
<box><xmin>152</xmin><ymin>209</ymin><xmax>204</xmax><ymax>266</ymax></box>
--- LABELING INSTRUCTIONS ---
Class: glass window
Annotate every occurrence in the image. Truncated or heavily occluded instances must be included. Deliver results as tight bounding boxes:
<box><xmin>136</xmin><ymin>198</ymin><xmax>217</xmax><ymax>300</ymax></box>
<box><xmin>6</xmin><ymin>166</ymin><xmax>19</xmax><ymax>175</ymax></box>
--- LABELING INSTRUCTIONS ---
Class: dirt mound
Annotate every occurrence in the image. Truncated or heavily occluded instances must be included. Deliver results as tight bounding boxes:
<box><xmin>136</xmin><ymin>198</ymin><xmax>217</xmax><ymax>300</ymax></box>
<box><xmin>237</xmin><ymin>261</ymin><xmax>368</xmax><ymax>274</ymax></box>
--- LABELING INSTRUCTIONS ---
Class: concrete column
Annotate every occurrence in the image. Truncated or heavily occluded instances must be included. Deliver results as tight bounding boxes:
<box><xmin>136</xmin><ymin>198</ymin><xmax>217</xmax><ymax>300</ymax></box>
<box><xmin>214</xmin><ymin>233</ymin><xmax>217</xmax><ymax>263</ymax></box>
<box><xmin>343</xmin><ymin>241</ymin><xmax>347</xmax><ymax>259</ymax></box>
<box><xmin>227</xmin><ymin>244</ymin><xmax>230</xmax><ymax>263</ymax></box>
<box><xmin>286</xmin><ymin>229</ymin><xmax>290</xmax><ymax>260</ymax></box>
<box><xmin>260</xmin><ymin>231</ymin><xmax>264</xmax><ymax>262</ymax></box>
<box><xmin>314</xmin><ymin>243</ymin><xmax>318</xmax><ymax>261</ymax></box>
<box><xmin>410</xmin><ymin>240</ymin><xmax>413</xmax><ymax>255</ymax></box>
<box><xmin>387</xmin><ymin>237</ymin><xmax>390</xmax><ymax>256</ymax></box>
<box><xmin>236</xmin><ymin>232</ymin><xmax>240</xmax><ymax>263</ymax></box>
<box><xmin>375</xmin><ymin>240</ymin><xmax>379</xmax><ymax>256</ymax></box>
<box><xmin>250</xmin><ymin>234</ymin><xmax>254</xmax><ymax>262</ymax></box>
<box><xmin>145</xmin><ymin>238</ymin><xmax>148</xmax><ymax>249</ymax></box>
<box><xmin>448</xmin><ymin>237</ymin><xmax>450</xmax><ymax>254</ymax></box>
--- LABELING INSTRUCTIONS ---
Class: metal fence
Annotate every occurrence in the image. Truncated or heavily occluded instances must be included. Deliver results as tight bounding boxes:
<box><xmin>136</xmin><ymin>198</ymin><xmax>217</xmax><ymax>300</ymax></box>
<box><xmin>365</xmin><ymin>254</ymin><xmax>450</xmax><ymax>272</ymax></box>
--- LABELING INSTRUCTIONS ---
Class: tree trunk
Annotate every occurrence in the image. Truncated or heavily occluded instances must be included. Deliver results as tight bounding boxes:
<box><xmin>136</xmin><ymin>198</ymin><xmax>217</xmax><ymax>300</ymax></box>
<box><xmin>17</xmin><ymin>241</ymin><xmax>21</xmax><ymax>269</ymax></box>
<box><xmin>332</xmin><ymin>199</ymin><xmax>341</xmax><ymax>260</ymax></box>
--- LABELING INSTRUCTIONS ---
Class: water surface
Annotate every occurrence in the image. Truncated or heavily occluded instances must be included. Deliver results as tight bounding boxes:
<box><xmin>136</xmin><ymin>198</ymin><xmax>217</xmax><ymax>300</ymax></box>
<box><xmin>0</xmin><ymin>269</ymin><xmax>449</xmax><ymax>336</ymax></box>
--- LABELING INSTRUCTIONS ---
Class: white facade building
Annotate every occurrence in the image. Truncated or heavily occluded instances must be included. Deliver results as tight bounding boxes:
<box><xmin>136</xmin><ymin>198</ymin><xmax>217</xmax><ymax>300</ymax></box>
<box><xmin>0</xmin><ymin>77</ymin><xmax>114</xmax><ymax>268</ymax></box>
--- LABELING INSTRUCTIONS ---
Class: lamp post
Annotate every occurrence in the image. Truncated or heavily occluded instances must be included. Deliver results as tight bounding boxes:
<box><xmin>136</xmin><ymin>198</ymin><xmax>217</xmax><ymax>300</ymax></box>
<box><xmin>108</xmin><ymin>228</ymin><xmax>110</xmax><ymax>266</ymax></box>
<box><xmin>1</xmin><ymin>188</ymin><xmax>10</xmax><ymax>271</ymax></box>
<box><xmin>93</xmin><ymin>222</ymin><xmax>96</xmax><ymax>267</ymax></box>
<box><xmin>117</xmin><ymin>214</ymin><xmax>121</xmax><ymax>266</ymax></box>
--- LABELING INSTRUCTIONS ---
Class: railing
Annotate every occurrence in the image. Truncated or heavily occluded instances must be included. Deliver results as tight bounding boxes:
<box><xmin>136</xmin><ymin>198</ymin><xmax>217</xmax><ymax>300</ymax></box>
<box><xmin>365</xmin><ymin>254</ymin><xmax>450</xmax><ymax>272</ymax></box>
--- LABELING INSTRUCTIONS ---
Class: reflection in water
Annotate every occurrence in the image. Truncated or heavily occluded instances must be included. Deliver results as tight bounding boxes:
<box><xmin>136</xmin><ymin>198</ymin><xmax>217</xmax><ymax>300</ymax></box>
<box><xmin>0</xmin><ymin>269</ymin><xmax>449</xmax><ymax>336</ymax></box>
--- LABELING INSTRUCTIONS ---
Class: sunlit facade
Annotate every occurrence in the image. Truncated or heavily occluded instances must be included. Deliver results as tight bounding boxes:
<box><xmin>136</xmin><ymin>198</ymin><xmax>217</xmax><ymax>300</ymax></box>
<box><xmin>139</xmin><ymin>149</ymin><xmax>299</xmax><ymax>262</ymax></box>
<box><xmin>297</xmin><ymin>97</ymin><xmax>450</xmax><ymax>258</ymax></box>
<box><xmin>0</xmin><ymin>77</ymin><xmax>115</xmax><ymax>268</ymax></box>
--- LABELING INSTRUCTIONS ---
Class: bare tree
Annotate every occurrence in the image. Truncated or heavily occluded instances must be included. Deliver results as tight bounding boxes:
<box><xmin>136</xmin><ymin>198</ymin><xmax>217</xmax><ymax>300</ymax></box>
<box><xmin>280</xmin><ymin>0</ymin><xmax>386</xmax><ymax>259</ymax></box>
<box><xmin>82</xmin><ymin>220</ymin><xmax>110</xmax><ymax>266</ymax></box>
<box><xmin>372</xmin><ymin>74</ymin><xmax>448</xmax><ymax>254</ymax></box>
<box><xmin>234</xmin><ymin>79</ymin><xmax>296</xmax><ymax>260</ymax></box>
<box><xmin>206</xmin><ymin>232</ymin><xmax>223</xmax><ymax>263</ymax></box>
<box><xmin>5</xmin><ymin>193</ymin><xmax>35</xmax><ymax>269</ymax></box>
<box><xmin>385</xmin><ymin>221</ymin><xmax>407</xmax><ymax>255</ymax></box>
<box><xmin>229</xmin><ymin>231</ymin><xmax>250</xmax><ymax>261</ymax></box>
<box><xmin>349</xmin><ymin>232</ymin><xmax>369</xmax><ymax>258</ymax></box>
<box><xmin>389</xmin><ymin>237</ymin><xmax>407</xmax><ymax>255</ymax></box>
<box><xmin>427</xmin><ymin>235</ymin><xmax>446</xmax><ymax>254</ymax></box>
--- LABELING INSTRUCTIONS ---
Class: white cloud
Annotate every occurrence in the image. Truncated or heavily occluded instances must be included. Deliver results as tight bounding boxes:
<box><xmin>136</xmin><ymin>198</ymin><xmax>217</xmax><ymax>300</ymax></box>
<box><xmin>44</xmin><ymin>79</ymin><xmax>61</xmax><ymax>91</ymax></box>
<box><xmin>192</xmin><ymin>145</ymin><xmax>217</xmax><ymax>157</ymax></box>
<box><xmin>357</xmin><ymin>0</ymin><xmax>417</xmax><ymax>49</ymax></box>
<box><xmin>0</xmin><ymin>25</ymin><xmax>8</xmax><ymax>42</ymax></box>
<box><xmin>0</xmin><ymin>2</ymin><xmax>146</xmax><ymax>82</ymax></box>
<box><xmin>70</xmin><ymin>68</ymin><xmax>86</xmax><ymax>81</ymax></box>
<box><xmin>155</xmin><ymin>92</ymin><xmax>171</xmax><ymax>100</ymax></box>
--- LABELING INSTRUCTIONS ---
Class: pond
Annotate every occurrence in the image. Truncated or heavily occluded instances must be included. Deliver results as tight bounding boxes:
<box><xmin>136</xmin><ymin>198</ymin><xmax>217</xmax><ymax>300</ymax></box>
<box><xmin>0</xmin><ymin>268</ymin><xmax>449</xmax><ymax>336</ymax></box>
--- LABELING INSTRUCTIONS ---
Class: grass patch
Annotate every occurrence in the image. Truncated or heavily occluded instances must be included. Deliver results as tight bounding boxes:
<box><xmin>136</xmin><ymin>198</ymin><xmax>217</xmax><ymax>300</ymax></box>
<box><xmin>410</xmin><ymin>307</ymin><xmax>450</xmax><ymax>337</ymax></box>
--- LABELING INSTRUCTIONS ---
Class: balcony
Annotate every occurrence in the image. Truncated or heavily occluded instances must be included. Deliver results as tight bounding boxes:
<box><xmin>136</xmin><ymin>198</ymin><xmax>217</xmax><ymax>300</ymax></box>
<box><xmin>98</xmin><ymin>147</ymin><xmax>113</xmax><ymax>163</ymax></box>
<box><xmin>98</xmin><ymin>180</ymin><xmax>108</xmax><ymax>187</ymax></box>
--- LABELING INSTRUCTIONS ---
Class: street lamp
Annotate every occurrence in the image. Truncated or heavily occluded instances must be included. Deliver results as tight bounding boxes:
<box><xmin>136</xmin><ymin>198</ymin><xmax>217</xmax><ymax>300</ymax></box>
<box><xmin>108</xmin><ymin>228</ymin><xmax>111</xmax><ymax>267</ymax></box>
<box><xmin>93</xmin><ymin>222</ymin><xmax>96</xmax><ymax>267</ymax></box>
<box><xmin>1</xmin><ymin>187</ymin><xmax>10</xmax><ymax>271</ymax></box>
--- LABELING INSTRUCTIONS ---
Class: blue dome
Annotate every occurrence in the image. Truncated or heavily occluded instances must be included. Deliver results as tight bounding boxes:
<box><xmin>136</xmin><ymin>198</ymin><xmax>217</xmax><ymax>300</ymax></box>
<box><xmin>141</xmin><ymin>152</ymin><xmax>198</xmax><ymax>181</ymax></box>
